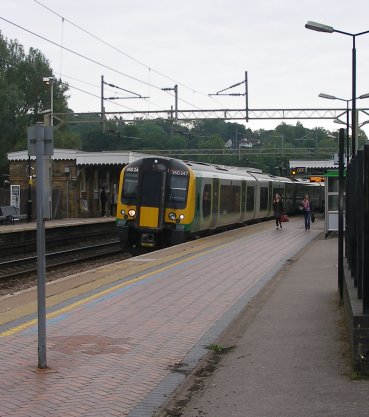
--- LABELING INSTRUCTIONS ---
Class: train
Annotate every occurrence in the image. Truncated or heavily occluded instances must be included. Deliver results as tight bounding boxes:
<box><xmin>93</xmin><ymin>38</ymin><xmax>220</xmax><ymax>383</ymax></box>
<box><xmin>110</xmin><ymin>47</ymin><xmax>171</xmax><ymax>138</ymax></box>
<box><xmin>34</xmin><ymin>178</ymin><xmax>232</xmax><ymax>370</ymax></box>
<box><xmin>116</xmin><ymin>156</ymin><xmax>324</xmax><ymax>251</ymax></box>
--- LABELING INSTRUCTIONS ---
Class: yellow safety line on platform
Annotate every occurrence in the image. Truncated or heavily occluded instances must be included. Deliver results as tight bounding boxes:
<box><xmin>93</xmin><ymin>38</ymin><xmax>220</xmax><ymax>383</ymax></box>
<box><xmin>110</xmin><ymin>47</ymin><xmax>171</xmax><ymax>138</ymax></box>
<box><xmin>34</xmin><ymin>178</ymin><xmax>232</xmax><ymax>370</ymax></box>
<box><xmin>0</xmin><ymin>236</ymin><xmax>242</xmax><ymax>338</ymax></box>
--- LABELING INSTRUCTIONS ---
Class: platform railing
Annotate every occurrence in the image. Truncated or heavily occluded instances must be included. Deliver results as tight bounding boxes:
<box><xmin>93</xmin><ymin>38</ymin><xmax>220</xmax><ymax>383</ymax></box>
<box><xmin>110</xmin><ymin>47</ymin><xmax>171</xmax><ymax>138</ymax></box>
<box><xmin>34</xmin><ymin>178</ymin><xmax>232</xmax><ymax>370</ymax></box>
<box><xmin>345</xmin><ymin>144</ymin><xmax>369</xmax><ymax>313</ymax></box>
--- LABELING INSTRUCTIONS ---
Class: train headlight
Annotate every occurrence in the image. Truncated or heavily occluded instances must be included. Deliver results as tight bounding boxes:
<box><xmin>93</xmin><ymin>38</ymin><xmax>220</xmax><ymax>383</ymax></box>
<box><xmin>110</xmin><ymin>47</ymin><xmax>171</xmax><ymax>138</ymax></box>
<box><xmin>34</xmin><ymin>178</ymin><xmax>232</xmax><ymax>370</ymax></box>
<box><xmin>179</xmin><ymin>214</ymin><xmax>185</xmax><ymax>220</ymax></box>
<box><xmin>168</xmin><ymin>212</ymin><xmax>176</xmax><ymax>220</ymax></box>
<box><xmin>128</xmin><ymin>209</ymin><xmax>136</xmax><ymax>217</ymax></box>
<box><xmin>120</xmin><ymin>209</ymin><xmax>126</xmax><ymax>215</ymax></box>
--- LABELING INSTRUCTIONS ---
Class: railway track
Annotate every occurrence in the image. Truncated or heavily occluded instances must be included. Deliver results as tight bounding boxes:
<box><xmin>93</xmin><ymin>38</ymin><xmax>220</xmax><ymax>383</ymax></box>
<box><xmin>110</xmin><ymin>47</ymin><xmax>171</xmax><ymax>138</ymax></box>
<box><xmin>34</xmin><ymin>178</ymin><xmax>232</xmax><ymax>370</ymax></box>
<box><xmin>0</xmin><ymin>240</ymin><xmax>130</xmax><ymax>282</ymax></box>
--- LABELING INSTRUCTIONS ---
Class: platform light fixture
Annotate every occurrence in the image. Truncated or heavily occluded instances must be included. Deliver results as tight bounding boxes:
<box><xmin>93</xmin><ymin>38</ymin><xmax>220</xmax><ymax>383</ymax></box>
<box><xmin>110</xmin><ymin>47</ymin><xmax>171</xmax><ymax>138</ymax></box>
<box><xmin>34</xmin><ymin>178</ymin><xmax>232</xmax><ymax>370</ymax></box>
<box><xmin>306</xmin><ymin>21</ymin><xmax>369</xmax><ymax>155</ymax></box>
<box><xmin>319</xmin><ymin>92</ymin><xmax>369</xmax><ymax>165</ymax></box>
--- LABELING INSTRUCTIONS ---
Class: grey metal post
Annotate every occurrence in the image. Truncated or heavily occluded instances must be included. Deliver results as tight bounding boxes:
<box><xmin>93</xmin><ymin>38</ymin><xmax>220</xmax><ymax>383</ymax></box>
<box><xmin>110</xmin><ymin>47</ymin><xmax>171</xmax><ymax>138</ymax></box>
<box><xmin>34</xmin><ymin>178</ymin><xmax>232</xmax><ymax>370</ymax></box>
<box><xmin>346</xmin><ymin>101</ymin><xmax>350</xmax><ymax>167</ymax></box>
<box><xmin>352</xmin><ymin>38</ymin><xmax>357</xmax><ymax>156</ymax></box>
<box><xmin>356</xmin><ymin>150</ymin><xmax>364</xmax><ymax>299</ymax></box>
<box><xmin>245</xmin><ymin>71</ymin><xmax>249</xmax><ymax>122</ymax></box>
<box><xmin>174</xmin><ymin>84</ymin><xmax>178</xmax><ymax>122</ymax></box>
<box><xmin>27</xmin><ymin>123</ymin><xmax>53</xmax><ymax>369</ymax></box>
<box><xmin>101</xmin><ymin>75</ymin><xmax>106</xmax><ymax>133</ymax></box>
<box><xmin>363</xmin><ymin>144</ymin><xmax>369</xmax><ymax>312</ymax></box>
<box><xmin>338</xmin><ymin>128</ymin><xmax>344</xmax><ymax>301</ymax></box>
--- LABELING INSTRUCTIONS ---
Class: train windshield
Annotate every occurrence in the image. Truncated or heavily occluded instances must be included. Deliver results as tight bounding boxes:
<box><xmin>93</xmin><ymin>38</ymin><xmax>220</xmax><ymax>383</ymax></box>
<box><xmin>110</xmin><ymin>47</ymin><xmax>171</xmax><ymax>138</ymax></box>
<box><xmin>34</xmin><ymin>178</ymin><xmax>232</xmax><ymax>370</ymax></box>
<box><xmin>122</xmin><ymin>171</ymin><xmax>138</xmax><ymax>203</ymax></box>
<box><xmin>167</xmin><ymin>175</ymin><xmax>188</xmax><ymax>208</ymax></box>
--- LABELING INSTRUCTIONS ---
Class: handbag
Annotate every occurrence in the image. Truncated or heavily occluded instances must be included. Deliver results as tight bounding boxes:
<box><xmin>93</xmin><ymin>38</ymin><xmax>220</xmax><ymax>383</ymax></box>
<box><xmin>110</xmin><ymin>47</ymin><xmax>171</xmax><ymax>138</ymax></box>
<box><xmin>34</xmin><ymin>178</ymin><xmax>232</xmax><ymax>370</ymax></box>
<box><xmin>311</xmin><ymin>213</ymin><xmax>315</xmax><ymax>223</ymax></box>
<box><xmin>281</xmin><ymin>214</ymin><xmax>289</xmax><ymax>222</ymax></box>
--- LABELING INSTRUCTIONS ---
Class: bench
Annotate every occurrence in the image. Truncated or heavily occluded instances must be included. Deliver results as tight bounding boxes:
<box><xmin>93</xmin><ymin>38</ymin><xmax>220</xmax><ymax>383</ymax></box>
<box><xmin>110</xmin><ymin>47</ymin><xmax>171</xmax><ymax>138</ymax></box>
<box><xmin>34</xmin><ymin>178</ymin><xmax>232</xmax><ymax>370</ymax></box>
<box><xmin>0</xmin><ymin>206</ymin><xmax>28</xmax><ymax>224</ymax></box>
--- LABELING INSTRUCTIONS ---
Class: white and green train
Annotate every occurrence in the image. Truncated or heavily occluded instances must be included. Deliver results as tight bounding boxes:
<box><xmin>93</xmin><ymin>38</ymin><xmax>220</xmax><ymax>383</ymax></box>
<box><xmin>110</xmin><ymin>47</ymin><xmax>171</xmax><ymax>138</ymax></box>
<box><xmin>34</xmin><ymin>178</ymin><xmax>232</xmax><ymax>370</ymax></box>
<box><xmin>116</xmin><ymin>156</ymin><xmax>323</xmax><ymax>251</ymax></box>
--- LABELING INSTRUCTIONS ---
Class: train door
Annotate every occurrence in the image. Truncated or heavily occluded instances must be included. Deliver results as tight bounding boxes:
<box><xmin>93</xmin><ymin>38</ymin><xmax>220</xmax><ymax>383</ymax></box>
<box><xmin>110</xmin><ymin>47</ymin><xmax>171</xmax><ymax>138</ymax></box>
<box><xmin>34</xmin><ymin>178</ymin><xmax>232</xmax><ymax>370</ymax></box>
<box><xmin>246</xmin><ymin>184</ymin><xmax>256</xmax><ymax>220</ymax></box>
<box><xmin>137</xmin><ymin>169</ymin><xmax>166</xmax><ymax>229</ymax></box>
<box><xmin>209</xmin><ymin>177</ymin><xmax>219</xmax><ymax>229</ymax></box>
<box><xmin>268</xmin><ymin>182</ymin><xmax>273</xmax><ymax>216</ymax></box>
<box><xmin>241</xmin><ymin>180</ymin><xmax>246</xmax><ymax>222</ymax></box>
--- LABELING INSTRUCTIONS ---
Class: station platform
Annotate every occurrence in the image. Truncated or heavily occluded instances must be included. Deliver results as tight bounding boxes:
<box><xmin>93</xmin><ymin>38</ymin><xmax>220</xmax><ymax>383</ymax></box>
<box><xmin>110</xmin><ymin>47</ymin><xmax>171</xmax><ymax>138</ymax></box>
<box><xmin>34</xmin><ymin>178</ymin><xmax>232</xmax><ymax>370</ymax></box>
<box><xmin>1</xmin><ymin>216</ymin><xmax>366</xmax><ymax>416</ymax></box>
<box><xmin>0</xmin><ymin>216</ymin><xmax>115</xmax><ymax>234</ymax></box>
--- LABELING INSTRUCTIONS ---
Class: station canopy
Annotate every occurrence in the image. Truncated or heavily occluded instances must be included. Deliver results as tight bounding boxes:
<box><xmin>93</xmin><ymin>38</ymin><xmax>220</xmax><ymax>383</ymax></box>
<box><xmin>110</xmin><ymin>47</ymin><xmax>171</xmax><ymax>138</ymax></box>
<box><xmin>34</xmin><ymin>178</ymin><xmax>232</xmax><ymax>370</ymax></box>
<box><xmin>7</xmin><ymin>149</ymin><xmax>148</xmax><ymax>165</ymax></box>
<box><xmin>289</xmin><ymin>159</ymin><xmax>337</xmax><ymax>170</ymax></box>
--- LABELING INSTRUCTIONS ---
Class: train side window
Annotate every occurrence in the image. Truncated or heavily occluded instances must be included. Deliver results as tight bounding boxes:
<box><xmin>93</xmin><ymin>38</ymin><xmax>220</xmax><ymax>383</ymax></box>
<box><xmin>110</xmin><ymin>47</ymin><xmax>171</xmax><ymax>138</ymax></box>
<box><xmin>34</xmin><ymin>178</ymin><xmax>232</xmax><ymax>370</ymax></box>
<box><xmin>202</xmin><ymin>184</ymin><xmax>211</xmax><ymax>217</ymax></box>
<box><xmin>260</xmin><ymin>187</ymin><xmax>268</xmax><ymax>210</ymax></box>
<box><xmin>246</xmin><ymin>186</ymin><xmax>255</xmax><ymax>211</ymax></box>
<box><xmin>122</xmin><ymin>171</ymin><xmax>138</xmax><ymax>203</ymax></box>
<box><xmin>220</xmin><ymin>185</ymin><xmax>240</xmax><ymax>213</ymax></box>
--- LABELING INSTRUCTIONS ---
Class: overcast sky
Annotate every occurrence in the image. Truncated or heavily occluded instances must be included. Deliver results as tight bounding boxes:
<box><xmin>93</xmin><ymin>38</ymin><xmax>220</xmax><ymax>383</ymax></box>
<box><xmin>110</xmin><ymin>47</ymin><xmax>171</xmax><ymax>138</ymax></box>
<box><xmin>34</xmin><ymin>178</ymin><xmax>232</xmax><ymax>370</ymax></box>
<box><xmin>2</xmin><ymin>0</ymin><xmax>369</xmax><ymax>135</ymax></box>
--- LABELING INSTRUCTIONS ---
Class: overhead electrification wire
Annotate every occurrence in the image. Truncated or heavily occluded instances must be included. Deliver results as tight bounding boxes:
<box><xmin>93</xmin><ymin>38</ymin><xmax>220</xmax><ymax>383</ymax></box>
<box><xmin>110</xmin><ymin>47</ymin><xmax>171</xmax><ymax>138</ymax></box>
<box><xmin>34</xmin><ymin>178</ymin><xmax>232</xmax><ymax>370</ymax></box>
<box><xmin>31</xmin><ymin>0</ymin><xmax>232</xmax><ymax>110</ymax></box>
<box><xmin>0</xmin><ymin>16</ymin><xmax>160</xmax><ymax>90</ymax></box>
<box><xmin>65</xmin><ymin>83</ymin><xmax>137</xmax><ymax>111</ymax></box>
<box><xmin>32</xmin><ymin>0</ymin><xmax>209</xmax><ymax>98</ymax></box>
<box><xmin>59</xmin><ymin>73</ymin><xmax>165</xmax><ymax>111</ymax></box>
<box><xmin>0</xmin><ymin>15</ymin><xmax>206</xmax><ymax>110</ymax></box>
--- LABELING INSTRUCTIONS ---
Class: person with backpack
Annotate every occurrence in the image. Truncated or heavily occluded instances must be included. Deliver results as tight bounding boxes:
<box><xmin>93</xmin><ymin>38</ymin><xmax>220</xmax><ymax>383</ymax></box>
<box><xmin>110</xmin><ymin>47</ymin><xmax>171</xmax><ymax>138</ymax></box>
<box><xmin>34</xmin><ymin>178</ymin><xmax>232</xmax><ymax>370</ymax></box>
<box><xmin>302</xmin><ymin>194</ymin><xmax>313</xmax><ymax>231</ymax></box>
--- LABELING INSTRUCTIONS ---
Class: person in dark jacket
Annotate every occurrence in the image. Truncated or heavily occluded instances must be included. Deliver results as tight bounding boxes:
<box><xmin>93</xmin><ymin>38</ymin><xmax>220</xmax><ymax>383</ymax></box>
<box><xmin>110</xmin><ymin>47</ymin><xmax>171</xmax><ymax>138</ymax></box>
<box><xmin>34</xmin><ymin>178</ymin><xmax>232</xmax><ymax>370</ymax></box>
<box><xmin>273</xmin><ymin>193</ymin><xmax>284</xmax><ymax>229</ymax></box>
<box><xmin>302</xmin><ymin>194</ymin><xmax>313</xmax><ymax>230</ymax></box>
<box><xmin>100</xmin><ymin>187</ymin><xmax>107</xmax><ymax>217</ymax></box>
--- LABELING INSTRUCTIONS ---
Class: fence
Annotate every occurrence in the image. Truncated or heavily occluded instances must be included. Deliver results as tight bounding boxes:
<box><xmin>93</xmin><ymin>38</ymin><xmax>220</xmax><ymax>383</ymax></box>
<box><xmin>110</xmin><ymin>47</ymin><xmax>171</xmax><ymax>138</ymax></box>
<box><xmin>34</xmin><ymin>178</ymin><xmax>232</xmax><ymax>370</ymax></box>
<box><xmin>345</xmin><ymin>144</ymin><xmax>369</xmax><ymax>313</ymax></box>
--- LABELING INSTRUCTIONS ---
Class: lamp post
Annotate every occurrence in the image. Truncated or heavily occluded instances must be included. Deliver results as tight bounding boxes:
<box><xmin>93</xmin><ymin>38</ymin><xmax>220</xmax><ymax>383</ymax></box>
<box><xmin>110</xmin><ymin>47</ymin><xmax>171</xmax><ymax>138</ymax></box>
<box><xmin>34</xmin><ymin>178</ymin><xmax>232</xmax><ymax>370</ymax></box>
<box><xmin>305</xmin><ymin>21</ymin><xmax>369</xmax><ymax>156</ymax></box>
<box><xmin>318</xmin><ymin>93</ymin><xmax>369</xmax><ymax>166</ymax></box>
<box><xmin>319</xmin><ymin>93</ymin><xmax>350</xmax><ymax>166</ymax></box>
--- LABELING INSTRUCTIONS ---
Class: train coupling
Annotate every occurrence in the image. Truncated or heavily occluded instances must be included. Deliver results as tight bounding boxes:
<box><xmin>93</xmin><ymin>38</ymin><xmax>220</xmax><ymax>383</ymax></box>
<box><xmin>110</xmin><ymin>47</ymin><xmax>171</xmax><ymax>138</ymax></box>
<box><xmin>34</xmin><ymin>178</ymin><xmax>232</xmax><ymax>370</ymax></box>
<box><xmin>140</xmin><ymin>233</ymin><xmax>156</xmax><ymax>248</ymax></box>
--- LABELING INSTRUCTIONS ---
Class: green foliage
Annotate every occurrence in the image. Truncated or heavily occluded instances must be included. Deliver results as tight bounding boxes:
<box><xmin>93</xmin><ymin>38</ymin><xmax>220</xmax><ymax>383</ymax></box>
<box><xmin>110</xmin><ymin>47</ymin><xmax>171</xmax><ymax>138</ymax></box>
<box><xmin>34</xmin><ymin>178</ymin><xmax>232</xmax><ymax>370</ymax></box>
<box><xmin>2</xmin><ymin>32</ymin><xmax>368</xmax><ymax>177</ymax></box>
<box><xmin>0</xmin><ymin>31</ymin><xmax>71</xmax><ymax>172</ymax></box>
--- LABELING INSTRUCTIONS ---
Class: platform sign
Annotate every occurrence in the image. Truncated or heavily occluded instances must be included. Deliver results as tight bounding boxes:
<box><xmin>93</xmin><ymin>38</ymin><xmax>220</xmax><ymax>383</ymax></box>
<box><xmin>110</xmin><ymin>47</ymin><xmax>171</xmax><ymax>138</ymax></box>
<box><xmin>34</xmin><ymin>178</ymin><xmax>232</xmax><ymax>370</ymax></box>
<box><xmin>309</xmin><ymin>176</ymin><xmax>325</xmax><ymax>183</ymax></box>
<box><xmin>10</xmin><ymin>185</ymin><xmax>20</xmax><ymax>210</ymax></box>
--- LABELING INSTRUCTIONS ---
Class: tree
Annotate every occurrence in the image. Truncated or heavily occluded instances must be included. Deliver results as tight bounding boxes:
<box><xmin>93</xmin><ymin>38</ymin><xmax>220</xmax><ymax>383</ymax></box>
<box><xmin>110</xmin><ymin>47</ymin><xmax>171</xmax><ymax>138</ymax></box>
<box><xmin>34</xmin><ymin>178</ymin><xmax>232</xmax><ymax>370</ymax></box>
<box><xmin>0</xmin><ymin>32</ymin><xmax>71</xmax><ymax>171</ymax></box>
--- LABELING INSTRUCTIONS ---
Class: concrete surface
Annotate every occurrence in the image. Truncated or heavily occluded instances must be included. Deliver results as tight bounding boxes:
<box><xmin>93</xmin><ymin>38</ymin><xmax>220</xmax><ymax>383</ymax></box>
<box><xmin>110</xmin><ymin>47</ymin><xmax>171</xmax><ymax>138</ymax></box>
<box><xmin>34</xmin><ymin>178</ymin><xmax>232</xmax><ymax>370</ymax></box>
<box><xmin>160</xmin><ymin>235</ymin><xmax>369</xmax><ymax>417</ymax></box>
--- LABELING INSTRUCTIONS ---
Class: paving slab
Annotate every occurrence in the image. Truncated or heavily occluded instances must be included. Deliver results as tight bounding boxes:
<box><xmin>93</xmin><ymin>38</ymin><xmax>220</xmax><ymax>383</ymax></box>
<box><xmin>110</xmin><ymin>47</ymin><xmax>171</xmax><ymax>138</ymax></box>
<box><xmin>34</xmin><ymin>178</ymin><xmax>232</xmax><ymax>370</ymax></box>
<box><xmin>0</xmin><ymin>217</ymin><xmax>327</xmax><ymax>416</ymax></box>
<box><xmin>167</xmin><ymin>233</ymin><xmax>369</xmax><ymax>417</ymax></box>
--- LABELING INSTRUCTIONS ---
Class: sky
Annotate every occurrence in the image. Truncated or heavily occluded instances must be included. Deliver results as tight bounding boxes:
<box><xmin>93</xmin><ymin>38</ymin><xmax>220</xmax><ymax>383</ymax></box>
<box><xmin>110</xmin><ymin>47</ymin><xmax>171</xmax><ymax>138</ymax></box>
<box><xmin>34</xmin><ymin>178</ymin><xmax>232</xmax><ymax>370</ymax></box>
<box><xmin>2</xmin><ymin>0</ymin><xmax>369</xmax><ymax>136</ymax></box>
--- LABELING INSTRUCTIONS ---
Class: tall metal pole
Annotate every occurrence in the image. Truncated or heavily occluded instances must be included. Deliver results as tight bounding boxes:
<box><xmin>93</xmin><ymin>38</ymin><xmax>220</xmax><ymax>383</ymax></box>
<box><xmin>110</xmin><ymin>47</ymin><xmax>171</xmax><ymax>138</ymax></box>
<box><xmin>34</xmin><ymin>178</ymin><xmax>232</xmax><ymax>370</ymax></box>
<box><xmin>27</xmin><ymin>155</ymin><xmax>32</xmax><ymax>222</ymax></box>
<box><xmin>101</xmin><ymin>75</ymin><xmax>106</xmax><ymax>133</ymax></box>
<box><xmin>352</xmin><ymin>37</ymin><xmax>357</xmax><ymax>156</ymax></box>
<box><xmin>338</xmin><ymin>128</ymin><xmax>345</xmax><ymax>301</ymax></box>
<box><xmin>245</xmin><ymin>71</ymin><xmax>249</xmax><ymax>122</ymax></box>
<box><xmin>28</xmin><ymin>123</ymin><xmax>53</xmax><ymax>369</ymax></box>
<box><xmin>363</xmin><ymin>144</ymin><xmax>369</xmax><ymax>312</ymax></box>
<box><xmin>36</xmin><ymin>133</ymin><xmax>47</xmax><ymax>368</ymax></box>
<box><xmin>346</xmin><ymin>101</ymin><xmax>350</xmax><ymax>166</ymax></box>
<box><xmin>174</xmin><ymin>84</ymin><xmax>178</xmax><ymax>122</ymax></box>
<box><xmin>50</xmin><ymin>81</ymin><xmax>54</xmax><ymax>127</ymax></box>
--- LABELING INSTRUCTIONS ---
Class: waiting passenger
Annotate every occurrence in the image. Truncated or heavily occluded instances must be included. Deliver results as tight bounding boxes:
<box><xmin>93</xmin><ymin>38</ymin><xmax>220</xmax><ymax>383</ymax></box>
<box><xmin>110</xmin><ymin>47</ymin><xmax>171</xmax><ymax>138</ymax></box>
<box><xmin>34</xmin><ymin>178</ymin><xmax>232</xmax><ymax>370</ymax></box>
<box><xmin>302</xmin><ymin>194</ymin><xmax>312</xmax><ymax>231</ymax></box>
<box><xmin>273</xmin><ymin>193</ymin><xmax>284</xmax><ymax>229</ymax></box>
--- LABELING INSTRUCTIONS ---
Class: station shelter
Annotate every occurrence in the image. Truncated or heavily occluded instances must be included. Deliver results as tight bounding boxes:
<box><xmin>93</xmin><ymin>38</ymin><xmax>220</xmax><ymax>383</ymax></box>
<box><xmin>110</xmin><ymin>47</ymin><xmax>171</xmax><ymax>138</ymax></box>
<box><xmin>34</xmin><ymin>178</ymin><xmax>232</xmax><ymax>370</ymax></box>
<box><xmin>6</xmin><ymin>149</ymin><xmax>146</xmax><ymax>219</ymax></box>
<box><xmin>324</xmin><ymin>169</ymin><xmax>346</xmax><ymax>237</ymax></box>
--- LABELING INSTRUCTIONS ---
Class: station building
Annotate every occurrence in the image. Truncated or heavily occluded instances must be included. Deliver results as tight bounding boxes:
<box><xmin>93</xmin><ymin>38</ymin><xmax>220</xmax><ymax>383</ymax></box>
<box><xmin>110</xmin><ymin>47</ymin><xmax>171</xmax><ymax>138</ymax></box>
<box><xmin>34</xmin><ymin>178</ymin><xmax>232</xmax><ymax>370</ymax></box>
<box><xmin>6</xmin><ymin>149</ymin><xmax>146</xmax><ymax>219</ymax></box>
<box><xmin>5</xmin><ymin>152</ymin><xmax>339</xmax><ymax>220</ymax></box>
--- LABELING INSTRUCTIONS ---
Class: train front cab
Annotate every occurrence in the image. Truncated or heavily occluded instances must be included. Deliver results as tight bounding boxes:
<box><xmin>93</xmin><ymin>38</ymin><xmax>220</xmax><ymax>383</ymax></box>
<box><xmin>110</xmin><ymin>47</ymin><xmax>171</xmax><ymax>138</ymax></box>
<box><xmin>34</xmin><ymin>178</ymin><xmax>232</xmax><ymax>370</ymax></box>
<box><xmin>116</xmin><ymin>157</ymin><xmax>195</xmax><ymax>250</ymax></box>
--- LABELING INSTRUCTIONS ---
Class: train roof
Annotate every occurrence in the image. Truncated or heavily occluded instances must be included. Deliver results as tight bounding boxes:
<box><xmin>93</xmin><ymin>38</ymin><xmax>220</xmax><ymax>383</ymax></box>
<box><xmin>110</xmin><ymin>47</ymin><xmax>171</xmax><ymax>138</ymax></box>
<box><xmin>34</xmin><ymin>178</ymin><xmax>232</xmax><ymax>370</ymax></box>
<box><xmin>126</xmin><ymin>156</ymin><xmax>301</xmax><ymax>184</ymax></box>
<box><xmin>184</xmin><ymin>160</ymin><xmax>257</xmax><ymax>179</ymax></box>
<box><xmin>249</xmin><ymin>172</ymin><xmax>294</xmax><ymax>184</ymax></box>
